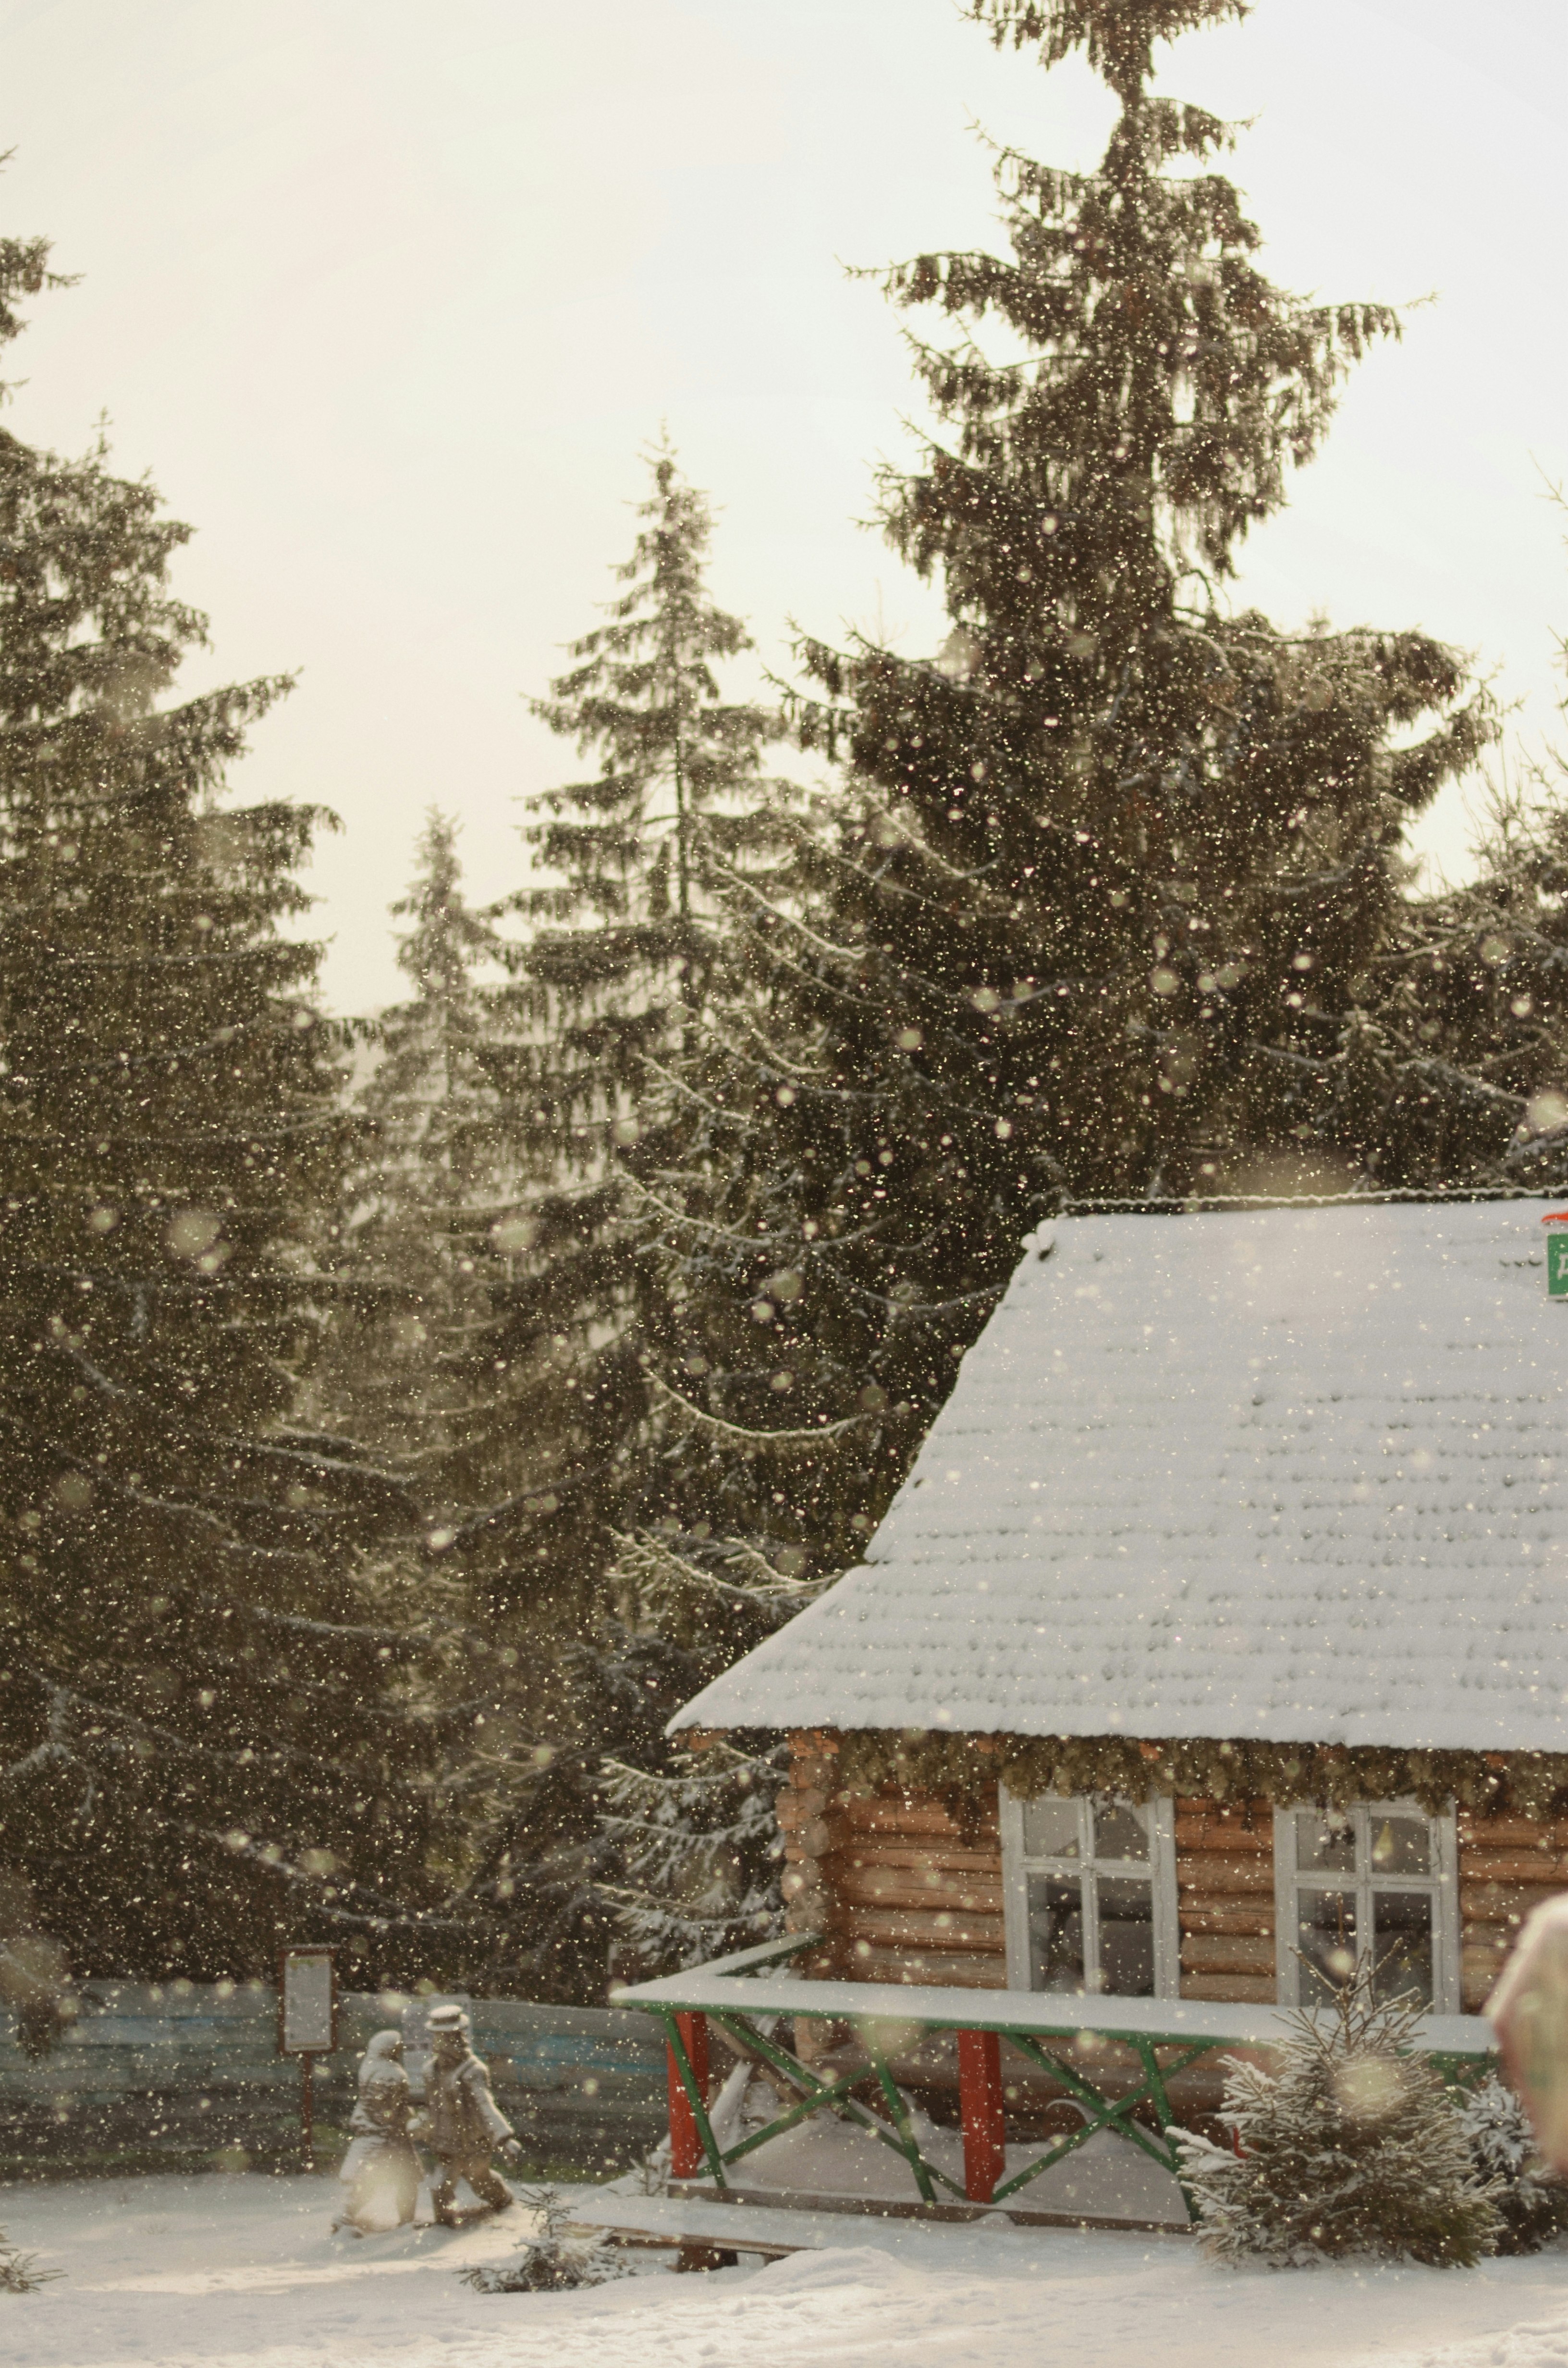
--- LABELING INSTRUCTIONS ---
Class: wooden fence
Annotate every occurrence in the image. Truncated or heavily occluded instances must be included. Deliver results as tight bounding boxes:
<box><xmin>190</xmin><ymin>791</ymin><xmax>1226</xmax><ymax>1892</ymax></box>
<box><xmin>0</xmin><ymin>1982</ymin><xmax>668</xmax><ymax>2180</ymax></box>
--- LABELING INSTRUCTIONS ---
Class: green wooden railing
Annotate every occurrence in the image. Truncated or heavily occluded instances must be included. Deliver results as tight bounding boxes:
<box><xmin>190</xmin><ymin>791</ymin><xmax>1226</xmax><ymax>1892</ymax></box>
<box><xmin>612</xmin><ymin>1936</ymin><xmax>1497</xmax><ymax>2218</ymax></box>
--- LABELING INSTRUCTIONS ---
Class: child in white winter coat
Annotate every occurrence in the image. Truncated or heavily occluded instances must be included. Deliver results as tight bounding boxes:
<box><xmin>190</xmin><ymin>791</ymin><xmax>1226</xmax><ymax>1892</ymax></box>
<box><xmin>334</xmin><ymin>2030</ymin><xmax>421</xmax><ymax>2233</ymax></box>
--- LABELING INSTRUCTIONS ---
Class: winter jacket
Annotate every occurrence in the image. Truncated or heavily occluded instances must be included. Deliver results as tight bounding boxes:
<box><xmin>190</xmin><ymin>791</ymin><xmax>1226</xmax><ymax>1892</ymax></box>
<box><xmin>419</xmin><ymin>2044</ymin><xmax>514</xmax><ymax>2160</ymax></box>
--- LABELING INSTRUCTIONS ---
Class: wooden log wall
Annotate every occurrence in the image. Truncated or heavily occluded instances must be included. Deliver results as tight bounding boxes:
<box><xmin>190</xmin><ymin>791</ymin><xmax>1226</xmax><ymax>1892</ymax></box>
<box><xmin>783</xmin><ymin>1737</ymin><xmax>1568</xmax><ymax>2014</ymax></box>
<box><xmin>1458</xmin><ymin>1809</ymin><xmax>1568</xmax><ymax>2011</ymax></box>
<box><xmin>1175</xmin><ymin>1796</ymin><xmax>1276</xmax><ymax>2005</ymax></box>
<box><xmin>781</xmin><ymin>1732</ymin><xmax>1006</xmax><ymax>1988</ymax></box>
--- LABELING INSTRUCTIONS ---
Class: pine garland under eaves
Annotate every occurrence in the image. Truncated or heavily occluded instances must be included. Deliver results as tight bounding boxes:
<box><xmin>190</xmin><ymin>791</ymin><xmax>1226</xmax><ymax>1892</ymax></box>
<box><xmin>831</xmin><ymin>1729</ymin><xmax>1568</xmax><ymax>1823</ymax></box>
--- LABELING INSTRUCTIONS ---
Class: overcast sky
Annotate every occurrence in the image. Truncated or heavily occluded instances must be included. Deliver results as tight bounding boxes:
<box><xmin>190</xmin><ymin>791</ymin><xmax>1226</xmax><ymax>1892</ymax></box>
<box><xmin>2</xmin><ymin>0</ymin><xmax>1565</xmax><ymax>1012</ymax></box>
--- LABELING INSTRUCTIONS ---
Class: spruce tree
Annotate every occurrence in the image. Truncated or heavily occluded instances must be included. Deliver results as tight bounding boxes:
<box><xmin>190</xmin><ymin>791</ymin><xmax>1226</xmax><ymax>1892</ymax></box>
<box><xmin>588</xmin><ymin>0</ymin><xmax>1504</xmax><ymax>1950</ymax></box>
<box><xmin>438</xmin><ymin>444</ymin><xmax>797</xmax><ymax>1997</ymax></box>
<box><xmin>1458</xmin><ymin>2073</ymin><xmax>1568</xmax><ymax>2254</ymax></box>
<box><xmin>630</xmin><ymin>0</ymin><xmax>1492</xmax><ymax>1598</ymax></box>
<box><xmin>321</xmin><ymin>811</ymin><xmax>516</xmax><ymax>1483</ymax></box>
<box><xmin>0</xmin><ymin>232</ymin><xmax>450</xmax><ymax>1984</ymax></box>
<box><xmin>592</xmin><ymin>1531</ymin><xmax>819</xmax><ymax>1976</ymax></box>
<box><xmin>1176</xmin><ymin>1968</ymin><xmax>1502</xmax><ymax>2266</ymax></box>
<box><xmin>1350</xmin><ymin>770</ymin><xmax>1568</xmax><ymax>1191</ymax></box>
<box><xmin>811</xmin><ymin>0</ymin><xmax>1491</xmax><ymax>1202</ymax></box>
<box><xmin>0</xmin><ymin>2222</ymin><xmax>52</xmax><ymax>2294</ymax></box>
<box><xmin>459</xmin><ymin>441</ymin><xmax>791</xmax><ymax>1614</ymax></box>
<box><xmin>597</xmin><ymin>1739</ymin><xmax>786</xmax><ymax>1977</ymax></box>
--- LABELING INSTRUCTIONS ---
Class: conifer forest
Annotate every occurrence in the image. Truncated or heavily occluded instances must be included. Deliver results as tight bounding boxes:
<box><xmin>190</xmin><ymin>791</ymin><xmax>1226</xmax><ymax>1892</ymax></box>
<box><xmin>2</xmin><ymin>0</ymin><xmax>1568</xmax><ymax>2020</ymax></box>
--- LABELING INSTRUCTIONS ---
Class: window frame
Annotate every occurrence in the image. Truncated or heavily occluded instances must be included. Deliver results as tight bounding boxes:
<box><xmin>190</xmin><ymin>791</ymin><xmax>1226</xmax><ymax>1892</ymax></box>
<box><xmin>1000</xmin><ymin>1788</ymin><xmax>1180</xmax><ymax>1999</ymax></box>
<box><xmin>1271</xmin><ymin>1798</ymin><xmax>1459</xmax><ymax>2015</ymax></box>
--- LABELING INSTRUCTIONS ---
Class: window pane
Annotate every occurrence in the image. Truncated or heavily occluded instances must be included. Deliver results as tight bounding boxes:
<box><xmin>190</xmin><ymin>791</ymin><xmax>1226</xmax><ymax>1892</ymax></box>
<box><xmin>1296</xmin><ymin>1811</ymin><xmax>1355</xmax><ymax>1874</ymax></box>
<box><xmin>1369</xmin><ymin>1816</ymin><xmax>1430</xmax><ymax>1877</ymax></box>
<box><xmin>1097</xmin><ymin>1876</ymin><xmax>1155</xmax><ymax>1997</ymax></box>
<box><xmin>1091</xmin><ymin>1798</ymin><xmax>1150</xmax><ymax>1863</ymax></box>
<box><xmin>1021</xmin><ymin>1797</ymin><xmax>1081</xmax><ymax>1860</ymax></box>
<box><xmin>1298</xmin><ymin>1888</ymin><xmax>1359</xmax><ymax>2005</ymax></box>
<box><xmin>1027</xmin><ymin>1873</ymin><xmax>1085</xmax><ymax>1991</ymax></box>
<box><xmin>1373</xmin><ymin>1891</ymin><xmax>1434</xmax><ymax>2008</ymax></box>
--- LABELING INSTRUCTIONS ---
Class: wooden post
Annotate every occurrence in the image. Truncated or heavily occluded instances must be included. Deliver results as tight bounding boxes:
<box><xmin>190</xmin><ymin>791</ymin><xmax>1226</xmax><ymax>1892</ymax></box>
<box><xmin>300</xmin><ymin>2052</ymin><xmax>316</xmax><ymax>2172</ymax></box>
<box><xmin>958</xmin><ymin>2028</ymin><xmax>1005</xmax><ymax>2204</ymax></box>
<box><xmin>666</xmin><ymin>2010</ymin><xmax>711</xmax><ymax>2180</ymax></box>
<box><xmin>278</xmin><ymin>1946</ymin><xmax>335</xmax><ymax>2176</ymax></box>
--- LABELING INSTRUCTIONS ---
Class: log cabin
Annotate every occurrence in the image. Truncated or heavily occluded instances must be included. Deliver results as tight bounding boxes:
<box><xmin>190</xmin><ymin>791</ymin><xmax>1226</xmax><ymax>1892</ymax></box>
<box><xmin>672</xmin><ymin>1198</ymin><xmax>1568</xmax><ymax>2046</ymax></box>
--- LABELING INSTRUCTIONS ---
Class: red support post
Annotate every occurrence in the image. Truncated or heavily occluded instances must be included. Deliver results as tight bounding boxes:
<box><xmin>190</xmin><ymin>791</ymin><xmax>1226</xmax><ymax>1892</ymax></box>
<box><xmin>666</xmin><ymin>2010</ymin><xmax>711</xmax><ymax>2180</ymax></box>
<box><xmin>958</xmin><ymin>2028</ymin><xmax>1005</xmax><ymax>2204</ymax></box>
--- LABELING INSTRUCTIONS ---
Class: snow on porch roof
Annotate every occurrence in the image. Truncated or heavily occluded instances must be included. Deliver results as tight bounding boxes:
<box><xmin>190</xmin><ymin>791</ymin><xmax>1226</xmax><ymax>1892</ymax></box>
<box><xmin>671</xmin><ymin>1197</ymin><xmax>1568</xmax><ymax>1755</ymax></box>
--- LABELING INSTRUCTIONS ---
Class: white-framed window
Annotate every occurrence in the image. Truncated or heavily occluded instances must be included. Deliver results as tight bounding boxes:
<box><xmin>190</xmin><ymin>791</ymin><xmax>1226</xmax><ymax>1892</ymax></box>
<box><xmin>1001</xmin><ymin>1790</ymin><xmax>1180</xmax><ymax>1999</ymax></box>
<box><xmin>1273</xmin><ymin>1801</ymin><xmax>1459</xmax><ymax>2014</ymax></box>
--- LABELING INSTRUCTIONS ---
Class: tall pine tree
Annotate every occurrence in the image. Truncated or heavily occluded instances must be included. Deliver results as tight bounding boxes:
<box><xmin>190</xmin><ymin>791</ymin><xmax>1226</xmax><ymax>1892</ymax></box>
<box><xmin>320</xmin><ymin>811</ymin><xmax>516</xmax><ymax>1486</ymax></box>
<box><xmin>0</xmin><ymin>230</ymin><xmax>455</xmax><ymax>1984</ymax></box>
<box><xmin>587</xmin><ymin>0</ymin><xmax>1505</xmax><ymax>1978</ymax></box>
<box><xmin>625</xmin><ymin>0</ymin><xmax>1493</xmax><ymax>1616</ymax></box>
<box><xmin>481</xmin><ymin>438</ymin><xmax>793</xmax><ymax>1595</ymax></box>
<box><xmin>431</xmin><ymin>444</ymin><xmax>798</xmax><ymax>1997</ymax></box>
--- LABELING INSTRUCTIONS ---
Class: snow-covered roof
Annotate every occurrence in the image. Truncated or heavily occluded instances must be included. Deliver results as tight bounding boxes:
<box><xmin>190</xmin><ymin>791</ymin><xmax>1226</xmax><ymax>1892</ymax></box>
<box><xmin>673</xmin><ymin>1198</ymin><xmax>1568</xmax><ymax>1753</ymax></box>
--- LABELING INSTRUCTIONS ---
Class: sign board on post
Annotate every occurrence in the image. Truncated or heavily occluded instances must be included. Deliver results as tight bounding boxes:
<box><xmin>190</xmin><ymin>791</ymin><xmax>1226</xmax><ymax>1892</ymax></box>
<box><xmin>278</xmin><ymin>1947</ymin><xmax>336</xmax><ymax>2170</ymax></box>
<box><xmin>1544</xmin><ymin>1214</ymin><xmax>1568</xmax><ymax>1298</ymax></box>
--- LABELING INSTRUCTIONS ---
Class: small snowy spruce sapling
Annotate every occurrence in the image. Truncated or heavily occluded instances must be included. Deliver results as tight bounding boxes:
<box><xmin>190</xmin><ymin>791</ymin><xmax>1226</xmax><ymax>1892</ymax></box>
<box><xmin>0</xmin><ymin>2226</ymin><xmax>57</xmax><ymax>2293</ymax></box>
<box><xmin>459</xmin><ymin>2187</ymin><xmax>630</xmax><ymax>2292</ymax></box>
<box><xmin>1175</xmin><ymin>1967</ymin><xmax>1502</xmax><ymax>2267</ymax></box>
<box><xmin>1458</xmin><ymin>2073</ymin><xmax>1568</xmax><ymax>2255</ymax></box>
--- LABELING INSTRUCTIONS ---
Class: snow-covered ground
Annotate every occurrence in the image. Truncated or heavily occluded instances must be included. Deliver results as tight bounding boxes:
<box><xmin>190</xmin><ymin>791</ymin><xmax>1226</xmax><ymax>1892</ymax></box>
<box><xmin>5</xmin><ymin>2172</ymin><xmax>1568</xmax><ymax>2368</ymax></box>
